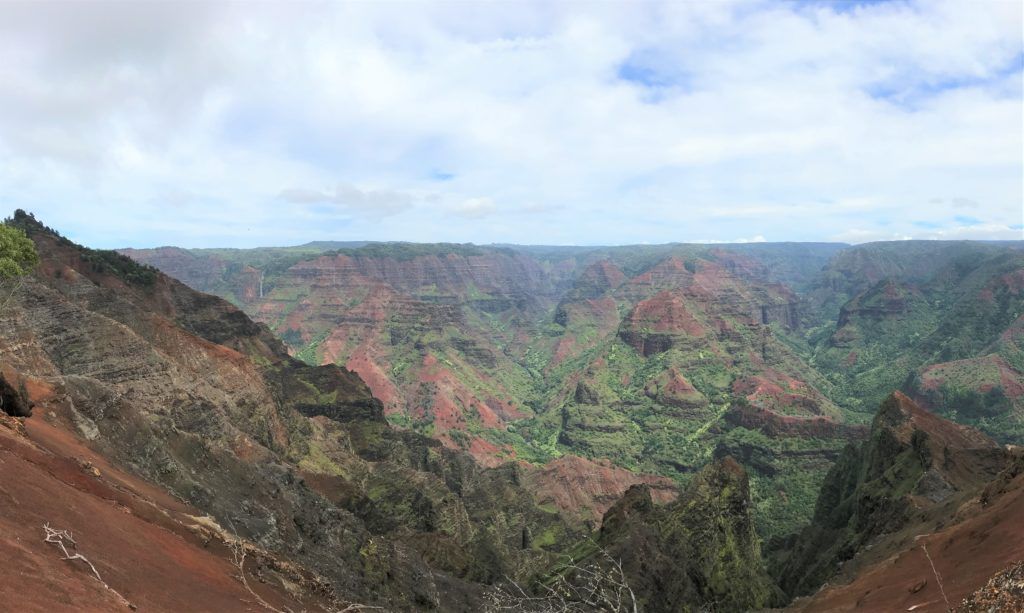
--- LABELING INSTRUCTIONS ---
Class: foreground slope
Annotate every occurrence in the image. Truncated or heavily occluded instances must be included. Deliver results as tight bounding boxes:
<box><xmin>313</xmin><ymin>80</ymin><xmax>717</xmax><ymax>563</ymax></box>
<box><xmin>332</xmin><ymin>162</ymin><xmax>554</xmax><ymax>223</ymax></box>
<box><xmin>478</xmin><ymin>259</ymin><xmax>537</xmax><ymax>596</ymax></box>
<box><xmin>790</xmin><ymin>450</ymin><xmax>1024</xmax><ymax>612</ymax></box>
<box><xmin>0</xmin><ymin>409</ymin><xmax>335</xmax><ymax>612</ymax></box>
<box><xmin>777</xmin><ymin>392</ymin><xmax>1022</xmax><ymax>612</ymax></box>
<box><xmin>1</xmin><ymin>212</ymin><xmax>584</xmax><ymax>609</ymax></box>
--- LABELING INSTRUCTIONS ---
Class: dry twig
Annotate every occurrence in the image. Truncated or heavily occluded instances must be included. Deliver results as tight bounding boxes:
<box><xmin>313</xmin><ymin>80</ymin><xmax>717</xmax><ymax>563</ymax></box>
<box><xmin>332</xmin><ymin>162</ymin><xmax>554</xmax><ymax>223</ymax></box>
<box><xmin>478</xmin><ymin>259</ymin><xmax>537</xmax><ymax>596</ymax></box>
<box><xmin>43</xmin><ymin>523</ymin><xmax>133</xmax><ymax>609</ymax></box>
<box><xmin>485</xmin><ymin>541</ymin><xmax>637</xmax><ymax>613</ymax></box>
<box><xmin>920</xmin><ymin>542</ymin><xmax>951</xmax><ymax>612</ymax></box>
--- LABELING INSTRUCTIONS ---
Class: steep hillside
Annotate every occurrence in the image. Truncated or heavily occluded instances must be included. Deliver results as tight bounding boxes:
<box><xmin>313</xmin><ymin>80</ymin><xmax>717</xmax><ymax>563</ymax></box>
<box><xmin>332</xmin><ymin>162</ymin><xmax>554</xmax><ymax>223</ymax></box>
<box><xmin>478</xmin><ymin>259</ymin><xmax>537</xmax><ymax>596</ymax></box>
<box><xmin>788</xmin><ymin>450</ymin><xmax>1024</xmax><ymax>613</ymax></box>
<box><xmin>1</xmin><ymin>212</ymin><xmax>587</xmax><ymax>609</ymax></box>
<box><xmin>595</xmin><ymin>457</ymin><xmax>782</xmax><ymax>612</ymax></box>
<box><xmin>0</xmin><ymin>409</ymin><xmax>338</xmax><ymax>612</ymax></box>
<box><xmin>775</xmin><ymin>392</ymin><xmax>1014</xmax><ymax>606</ymax></box>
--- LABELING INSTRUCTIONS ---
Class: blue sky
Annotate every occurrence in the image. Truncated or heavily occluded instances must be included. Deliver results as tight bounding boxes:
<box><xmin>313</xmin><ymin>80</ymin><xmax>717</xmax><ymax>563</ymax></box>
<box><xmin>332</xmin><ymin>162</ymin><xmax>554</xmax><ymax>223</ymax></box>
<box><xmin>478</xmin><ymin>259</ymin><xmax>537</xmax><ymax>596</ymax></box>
<box><xmin>0</xmin><ymin>0</ymin><xmax>1021</xmax><ymax>248</ymax></box>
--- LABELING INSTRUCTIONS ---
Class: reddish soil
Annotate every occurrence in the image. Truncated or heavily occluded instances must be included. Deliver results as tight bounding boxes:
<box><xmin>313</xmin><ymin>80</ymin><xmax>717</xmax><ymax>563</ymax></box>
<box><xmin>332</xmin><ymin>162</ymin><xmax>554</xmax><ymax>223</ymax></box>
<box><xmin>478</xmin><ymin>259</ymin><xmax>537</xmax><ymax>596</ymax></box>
<box><xmin>790</xmin><ymin>458</ymin><xmax>1024</xmax><ymax>613</ymax></box>
<box><xmin>624</xmin><ymin>256</ymin><xmax>695</xmax><ymax>291</ymax></box>
<box><xmin>344</xmin><ymin>342</ymin><xmax>401</xmax><ymax>409</ymax></box>
<box><xmin>522</xmin><ymin>455</ymin><xmax>678</xmax><ymax>528</ymax></box>
<box><xmin>580</xmin><ymin>260</ymin><xmax>627</xmax><ymax>291</ymax></box>
<box><xmin>916</xmin><ymin>354</ymin><xmax>1024</xmax><ymax>402</ymax></box>
<box><xmin>0</xmin><ymin>412</ymin><xmax>330</xmax><ymax>612</ymax></box>
<box><xmin>724</xmin><ymin>404</ymin><xmax>866</xmax><ymax>439</ymax></box>
<box><xmin>625</xmin><ymin>290</ymin><xmax>707</xmax><ymax>336</ymax></box>
<box><xmin>732</xmin><ymin>371</ymin><xmax>837</xmax><ymax>419</ymax></box>
<box><xmin>644</xmin><ymin>368</ymin><xmax>707</xmax><ymax>410</ymax></box>
<box><xmin>466</xmin><ymin>437</ymin><xmax>512</xmax><ymax>467</ymax></box>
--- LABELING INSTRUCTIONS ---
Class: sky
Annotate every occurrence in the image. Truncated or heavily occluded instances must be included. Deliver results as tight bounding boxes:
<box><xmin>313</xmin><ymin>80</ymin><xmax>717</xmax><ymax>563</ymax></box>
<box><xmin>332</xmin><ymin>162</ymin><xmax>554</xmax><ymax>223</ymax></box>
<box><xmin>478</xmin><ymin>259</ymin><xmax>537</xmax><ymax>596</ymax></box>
<box><xmin>0</xmin><ymin>0</ymin><xmax>1021</xmax><ymax>249</ymax></box>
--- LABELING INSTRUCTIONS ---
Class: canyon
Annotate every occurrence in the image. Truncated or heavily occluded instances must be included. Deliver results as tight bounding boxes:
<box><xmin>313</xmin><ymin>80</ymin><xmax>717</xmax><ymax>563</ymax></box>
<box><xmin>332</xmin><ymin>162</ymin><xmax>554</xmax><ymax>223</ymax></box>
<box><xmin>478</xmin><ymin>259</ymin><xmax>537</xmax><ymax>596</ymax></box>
<box><xmin>125</xmin><ymin>236</ymin><xmax>1024</xmax><ymax>541</ymax></box>
<box><xmin>0</xmin><ymin>211</ymin><xmax>1021</xmax><ymax>611</ymax></box>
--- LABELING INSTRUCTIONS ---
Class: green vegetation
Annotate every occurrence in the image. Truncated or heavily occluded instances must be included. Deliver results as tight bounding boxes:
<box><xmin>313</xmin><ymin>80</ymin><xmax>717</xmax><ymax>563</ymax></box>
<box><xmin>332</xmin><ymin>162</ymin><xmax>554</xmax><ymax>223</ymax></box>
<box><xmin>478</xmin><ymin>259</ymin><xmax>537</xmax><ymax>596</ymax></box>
<box><xmin>0</xmin><ymin>222</ymin><xmax>38</xmax><ymax>279</ymax></box>
<box><xmin>81</xmin><ymin>249</ymin><xmax>159</xmax><ymax>285</ymax></box>
<box><xmin>127</xmin><ymin>233</ymin><xmax>1024</xmax><ymax>553</ymax></box>
<box><xmin>801</xmin><ymin>246</ymin><xmax>1024</xmax><ymax>445</ymax></box>
<box><xmin>7</xmin><ymin>209</ymin><xmax>157</xmax><ymax>286</ymax></box>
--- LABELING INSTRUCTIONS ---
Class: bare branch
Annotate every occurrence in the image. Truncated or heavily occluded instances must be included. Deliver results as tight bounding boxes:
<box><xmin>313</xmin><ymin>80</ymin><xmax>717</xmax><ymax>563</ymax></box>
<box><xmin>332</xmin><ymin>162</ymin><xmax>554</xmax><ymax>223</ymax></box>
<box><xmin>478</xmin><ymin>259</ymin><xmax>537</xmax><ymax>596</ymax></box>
<box><xmin>43</xmin><ymin>523</ymin><xmax>134</xmax><ymax>610</ymax></box>
<box><xmin>484</xmin><ymin>541</ymin><xmax>637</xmax><ymax>613</ymax></box>
<box><xmin>921</xmin><ymin>536</ymin><xmax>950</xmax><ymax>613</ymax></box>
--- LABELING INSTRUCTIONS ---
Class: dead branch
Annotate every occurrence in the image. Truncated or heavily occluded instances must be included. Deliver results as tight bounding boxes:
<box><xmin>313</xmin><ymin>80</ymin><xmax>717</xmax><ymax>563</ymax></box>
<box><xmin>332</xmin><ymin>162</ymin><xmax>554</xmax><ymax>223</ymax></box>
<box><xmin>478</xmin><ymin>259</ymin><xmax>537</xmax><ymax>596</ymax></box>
<box><xmin>484</xmin><ymin>541</ymin><xmax>637</xmax><ymax>613</ymax></box>
<box><xmin>43</xmin><ymin>523</ymin><xmax>134</xmax><ymax>610</ymax></box>
<box><xmin>920</xmin><ymin>543</ymin><xmax>951</xmax><ymax>612</ymax></box>
<box><xmin>227</xmin><ymin>535</ymin><xmax>293</xmax><ymax>613</ymax></box>
<box><xmin>225</xmin><ymin>528</ymin><xmax>381</xmax><ymax>613</ymax></box>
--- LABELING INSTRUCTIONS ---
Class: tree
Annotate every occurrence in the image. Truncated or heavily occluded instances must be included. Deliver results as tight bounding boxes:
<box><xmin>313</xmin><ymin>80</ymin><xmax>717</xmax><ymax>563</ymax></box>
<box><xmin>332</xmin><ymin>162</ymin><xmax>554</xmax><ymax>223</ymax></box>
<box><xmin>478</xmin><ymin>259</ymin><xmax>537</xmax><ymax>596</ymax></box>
<box><xmin>0</xmin><ymin>223</ymin><xmax>38</xmax><ymax>279</ymax></box>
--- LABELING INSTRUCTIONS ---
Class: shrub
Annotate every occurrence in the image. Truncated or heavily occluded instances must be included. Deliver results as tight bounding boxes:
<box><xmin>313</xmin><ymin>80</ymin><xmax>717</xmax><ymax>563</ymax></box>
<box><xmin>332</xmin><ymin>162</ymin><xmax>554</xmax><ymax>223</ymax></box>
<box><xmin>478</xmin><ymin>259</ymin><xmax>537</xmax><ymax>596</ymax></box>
<box><xmin>0</xmin><ymin>223</ymin><xmax>38</xmax><ymax>279</ymax></box>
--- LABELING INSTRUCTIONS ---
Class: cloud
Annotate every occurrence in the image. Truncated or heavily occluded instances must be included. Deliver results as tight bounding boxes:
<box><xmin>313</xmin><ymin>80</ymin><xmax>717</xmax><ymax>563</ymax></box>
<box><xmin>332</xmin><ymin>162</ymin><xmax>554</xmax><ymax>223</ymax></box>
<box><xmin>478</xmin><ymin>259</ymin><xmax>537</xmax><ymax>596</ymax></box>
<box><xmin>450</xmin><ymin>197</ymin><xmax>497</xmax><ymax>219</ymax></box>
<box><xmin>694</xmin><ymin>235</ymin><xmax>768</xmax><ymax>244</ymax></box>
<box><xmin>518</xmin><ymin>202</ymin><xmax>566</xmax><ymax>215</ymax></box>
<box><xmin>278</xmin><ymin>183</ymin><xmax>414</xmax><ymax>218</ymax></box>
<box><xmin>951</xmin><ymin>197</ymin><xmax>981</xmax><ymax>209</ymax></box>
<box><xmin>835</xmin><ymin>223</ymin><xmax>1023</xmax><ymax>243</ymax></box>
<box><xmin>0</xmin><ymin>0</ymin><xmax>1019</xmax><ymax>247</ymax></box>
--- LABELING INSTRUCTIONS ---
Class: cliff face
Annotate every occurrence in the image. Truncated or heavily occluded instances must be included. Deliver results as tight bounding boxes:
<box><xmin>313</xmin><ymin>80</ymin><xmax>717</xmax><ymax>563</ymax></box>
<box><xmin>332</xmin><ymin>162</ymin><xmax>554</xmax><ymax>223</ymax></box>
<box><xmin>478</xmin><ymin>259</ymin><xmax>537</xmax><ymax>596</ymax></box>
<box><xmin>775</xmin><ymin>392</ymin><xmax>1008</xmax><ymax>600</ymax></box>
<box><xmin>597</xmin><ymin>458</ymin><xmax>781</xmax><ymax>612</ymax></box>
<box><xmin>2</xmin><ymin>214</ymin><xmax>579</xmax><ymax>610</ymax></box>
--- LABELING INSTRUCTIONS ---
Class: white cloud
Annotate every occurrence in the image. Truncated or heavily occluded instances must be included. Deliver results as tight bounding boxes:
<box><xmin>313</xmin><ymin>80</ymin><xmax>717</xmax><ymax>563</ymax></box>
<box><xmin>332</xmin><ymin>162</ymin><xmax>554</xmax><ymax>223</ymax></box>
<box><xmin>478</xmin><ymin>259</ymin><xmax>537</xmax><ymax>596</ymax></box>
<box><xmin>278</xmin><ymin>183</ymin><xmax>415</xmax><ymax>218</ymax></box>
<box><xmin>0</xmin><ymin>0</ymin><xmax>1019</xmax><ymax>247</ymax></box>
<box><xmin>450</xmin><ymin>197</ymin><xmax>497</xmax><ymax>219</ymax></box>
<box><xmin>833</xmin><ymin>224</ymin><xmax>1023</xmax><ymax>244</ymax></box>
<box><xmin>694</xmin><ymin>235</ymin><xmax>768</xmax><ymax>244</ymax></box>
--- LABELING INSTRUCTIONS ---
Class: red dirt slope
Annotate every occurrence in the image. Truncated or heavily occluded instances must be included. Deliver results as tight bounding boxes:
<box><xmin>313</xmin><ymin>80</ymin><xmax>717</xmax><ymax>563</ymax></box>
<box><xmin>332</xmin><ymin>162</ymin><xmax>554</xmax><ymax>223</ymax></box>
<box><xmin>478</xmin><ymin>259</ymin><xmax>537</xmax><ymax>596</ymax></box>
<box><xmin>0</xmin><ymin>410</ymin><xmax>333</xmax><ymax>612</ymax></box>
<box><xmin>790</xmin><ymin>450</ymin><xmax>1024</xmax><ymax>613</ymax></box>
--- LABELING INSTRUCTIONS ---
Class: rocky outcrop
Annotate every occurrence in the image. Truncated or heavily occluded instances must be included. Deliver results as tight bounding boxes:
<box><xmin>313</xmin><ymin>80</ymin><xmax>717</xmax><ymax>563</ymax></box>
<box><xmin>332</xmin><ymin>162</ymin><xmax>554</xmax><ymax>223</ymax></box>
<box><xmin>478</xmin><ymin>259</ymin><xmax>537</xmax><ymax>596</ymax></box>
<box><xmin>520</xmin><ymin>455</ymin><xmax>677</xmax><ymax>529</ymax></box>
<box><xmin>775</xmin><ymin>392</ymin><xmax>1008</xmax><ymax>599</ymax></box>
<box><xmin>643</xmin><ymin>368</ymin><xmax>708</xmax><ymax>413</ymax></box>
<box><xmin>618</xmin><ymin>290</ymin><xmax>708</xmax><ymax>356</ymax></box>
<box><xmin>959</xmin><ymin>561</ymin><xmax>1024</xmax><ymax>612</ymax></box>
<box><xmin>724</xmin><ymin>402</ymin><xmax>866</xmax><ymax>439</ymax></box>
<box><xmin>731</xmin><ymin>374</ymin><xmax>840</xmax><ymax>419</ymax></box>
<box><xmin>0</xmin><ymin>366</ymin><xmax>32</xmax><ymax>417</ymax></box>
<box><xmin>597</xmin><ymin>458</ymin><xmax>782</xmax><ymax>612</ymax></box>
